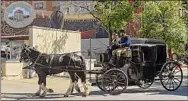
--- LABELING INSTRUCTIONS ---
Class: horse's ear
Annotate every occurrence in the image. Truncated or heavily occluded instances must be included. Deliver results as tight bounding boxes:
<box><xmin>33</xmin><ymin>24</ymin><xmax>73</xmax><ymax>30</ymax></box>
<box><xmin>23</xmin><ymin>44</ymin><xmax>31</xmax><ymax>52</ymax></box>
<box><xmin>25</xmin><ymin>46</ymin><xmax>31</xmax><ymax>52</ymax></box>
<box><xmin>23</xmin><ymin>44</ymin><xmax>27</xmax><ymax>48</ymax></box>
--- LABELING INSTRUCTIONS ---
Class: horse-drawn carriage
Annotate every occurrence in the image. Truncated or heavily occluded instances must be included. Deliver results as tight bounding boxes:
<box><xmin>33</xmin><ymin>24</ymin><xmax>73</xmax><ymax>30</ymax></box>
<box><xmin>20</xmin><ymin>38</ymin><xmax>183</xmax><ymax>97</ymax></box>
<box><xmin>90</xmin><ymin>38</ymin><xmax>183</xmax><ymax>95</ymax></box>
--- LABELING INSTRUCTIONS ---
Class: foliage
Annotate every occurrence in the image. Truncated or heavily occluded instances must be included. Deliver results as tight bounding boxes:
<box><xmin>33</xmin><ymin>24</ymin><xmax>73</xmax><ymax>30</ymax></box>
<box><xmin>94</xmin><ymin>0</ymin><xmax>133</xmax><ymax>30</ymax></box>
<box><xmin>133</xmin><ymin>0</ymin><xmax>142</xmax><ymax>8</ymax></box>
<box><xmin>182</xmin><ymin>0</ymin><xmax>188</xmax><ymax>44</ymax></box>
<box><xmin>93</xmin><ymin>0</ymin><xmax>133</xmax><ymax>43</ymax></box>
<box><xmin>69</xmin><ymin>0</ymin><xmax>133</xmax><ymax>44</ymax></box>
<box><xmin>182</xmin><ymin>0</ymin><xmax>188</xmax><ymax>10</ymax></box>
<box><xmin>140</xmin><ymin>1</ymin><xmax>187</xmax><ymax>53</ymax></box>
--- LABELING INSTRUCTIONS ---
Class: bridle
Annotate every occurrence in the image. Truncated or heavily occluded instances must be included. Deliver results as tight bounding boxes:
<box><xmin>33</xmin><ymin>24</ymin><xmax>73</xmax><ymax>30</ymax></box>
<box><xmin>20</xmin><ymin>46</ymin><xmax>42</xmax><ymax>70</ymax></box>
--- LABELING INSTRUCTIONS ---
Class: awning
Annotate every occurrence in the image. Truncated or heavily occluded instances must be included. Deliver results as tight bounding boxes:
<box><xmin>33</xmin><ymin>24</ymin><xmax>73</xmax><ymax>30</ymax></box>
<box><xmin>81</xmin><ymin>29</ymin><xmax>96</xmax><ymax>39</ymax></box>
<box><xmin>0</xmin><ymin>34</ymin><xmax>29</xmax><ymax>40</ymax></box>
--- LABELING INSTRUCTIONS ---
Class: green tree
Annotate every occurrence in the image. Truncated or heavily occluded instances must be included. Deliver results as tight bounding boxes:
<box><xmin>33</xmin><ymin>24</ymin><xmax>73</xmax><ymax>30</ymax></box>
<box><xmin>140</xmin><ymin>1</ymin><xmax>187</xmax><ymax>53</ymax></box>
<box><xmin>73</xmin><ymin>0</ymin><xmax>133</xmax><ymax>44</ymax></box>
<box><xmin>182</xmin><ymin>0</ymin><xmax>188</xmax><ymax>43</ymax></box>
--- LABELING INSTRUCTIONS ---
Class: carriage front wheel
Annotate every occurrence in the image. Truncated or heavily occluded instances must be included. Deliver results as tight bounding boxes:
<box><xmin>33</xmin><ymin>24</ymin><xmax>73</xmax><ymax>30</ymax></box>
<box><xmin>96</xmin><ymin>74</ymin><xmax>105</xmax><ymax>91</ymax></box>
<box><xmin>159</xmin><ymin>61</ymin><xmax>183</xmax><ymax>91</ymax></box>
<box><xmin>102</xmin><ymin>68</ymin><xmax>128</xmax><ymax>95</ymax></box>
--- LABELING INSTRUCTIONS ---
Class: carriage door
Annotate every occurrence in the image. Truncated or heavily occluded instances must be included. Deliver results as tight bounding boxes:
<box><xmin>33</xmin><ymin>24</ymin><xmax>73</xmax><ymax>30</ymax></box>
<box><xmin>141</xmin><ymin>46</ymin><xmax>156</xmax><ymax>79</ymax></box>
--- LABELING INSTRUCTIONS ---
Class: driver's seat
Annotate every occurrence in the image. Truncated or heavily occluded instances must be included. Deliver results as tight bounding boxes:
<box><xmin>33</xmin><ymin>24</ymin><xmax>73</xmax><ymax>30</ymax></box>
<box><xmin>121</xmin><ymin>47</ymin><xmax>132</xmax><ymax>58</ymax></box>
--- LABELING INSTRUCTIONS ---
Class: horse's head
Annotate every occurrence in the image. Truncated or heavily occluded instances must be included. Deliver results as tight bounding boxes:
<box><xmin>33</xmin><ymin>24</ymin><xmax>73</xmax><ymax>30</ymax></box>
<box><xmin>19</xmin><ymin>44</ymin><xmax>32</xmax><ymax>63</ymax></box>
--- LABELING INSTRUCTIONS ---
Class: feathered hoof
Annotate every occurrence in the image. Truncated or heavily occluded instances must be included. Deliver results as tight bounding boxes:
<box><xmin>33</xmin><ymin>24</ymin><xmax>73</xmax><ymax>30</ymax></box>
<box><xmin>48</xmin><ymin>88</ymin><xmax>54</xmax><ymax>93</ymax></box>
<box><xmin>82</xmin><ymin>93</ymin><xmax>89</xmax><ymax>97</ymax></box>
<box><xmin>34</xmin><ymin>93</ymin><xmax>40</xmax><ymax>96</ymax></box>
<box><xmin>40</xmin><ymin>92</ymin><xmax>47</xmax><ymax>98</ymax></box>
<box><xmin>64</xmin><ymin>94</ymin><xmax>69</xmax><ymax>97</ymax></box>
<box><xmin>82</xmin><ymin>94</ymin><xmax>87</xmax><ymax>97</ymax></box>
<box><xmin>39</xmin><ymin>95</ymin><xmax>45</xmax><ymax>98</ymax></box>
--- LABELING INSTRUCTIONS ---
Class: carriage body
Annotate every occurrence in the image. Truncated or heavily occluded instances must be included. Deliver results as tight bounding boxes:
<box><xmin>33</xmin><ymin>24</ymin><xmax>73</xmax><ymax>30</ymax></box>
<box><xmin>96</xmin><ymin>38</ymin><xmax>183</xmax><ymax>94</ymax></box>
<box><xmin>128</xmin><ymin>38</ymin><xmax>167</xmax><ymax>80</ymax></box>
<box><xmin>99</xmin><ymin>38</ymin><xmax>167</xmax><ymax>80</ymax></box>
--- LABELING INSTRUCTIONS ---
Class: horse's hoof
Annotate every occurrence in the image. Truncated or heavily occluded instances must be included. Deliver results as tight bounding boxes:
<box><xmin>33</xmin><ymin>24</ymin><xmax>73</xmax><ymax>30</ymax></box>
<box><xmin>64</xmin><ymin>94</ymin><xmax>69</xmax><ymax>97</ymax></box>
<box><xmin>48</xmin><ymin>88</ymin><xmax>54</xmax><ymax>93</ymax></box>
<box><xmin>82</xmin><ymin>94</ymin><xmax>87</xmax><ymax>97</ymax></box>
<box><xmin>39</xmin><ymin>95</ymin><xmax>45</xmax><ymax>98</ymax></box>
<box><xmin>34</xmin><ymin>93</ymin><xmax>40</xmax><ymax>96</ymax></box>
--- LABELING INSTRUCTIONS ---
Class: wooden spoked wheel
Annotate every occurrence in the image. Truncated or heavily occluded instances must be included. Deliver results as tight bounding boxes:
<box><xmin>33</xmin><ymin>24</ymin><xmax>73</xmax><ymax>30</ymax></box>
<box><xmin>102</xmin><ymin>69</ymin><xmax>128</xmax><ymax>95</ymax></box>
<box><xmin>160</xmin><ymin>61</ymin><xmax>183</xmax><ymax>91</ymax></box>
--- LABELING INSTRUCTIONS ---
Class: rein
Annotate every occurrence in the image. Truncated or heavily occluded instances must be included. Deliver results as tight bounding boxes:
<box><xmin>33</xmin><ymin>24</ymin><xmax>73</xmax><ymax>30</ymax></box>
<box><xmin>22</xmin><ymin>49</ymin><xmax>43</xmax><ymax>70</ymax></box>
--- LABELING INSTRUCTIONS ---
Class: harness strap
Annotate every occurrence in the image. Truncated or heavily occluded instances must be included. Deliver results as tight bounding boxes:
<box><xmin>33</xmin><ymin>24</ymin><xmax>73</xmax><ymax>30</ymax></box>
<box><xmin>32</xmin><ymin>53</ymin><xmax>43</xmax><ymax>68</ymax></box>
<box><xmin>48</xmin><ymin>55</ymin><xmax>56</xmax><ymax>74</ymax></box>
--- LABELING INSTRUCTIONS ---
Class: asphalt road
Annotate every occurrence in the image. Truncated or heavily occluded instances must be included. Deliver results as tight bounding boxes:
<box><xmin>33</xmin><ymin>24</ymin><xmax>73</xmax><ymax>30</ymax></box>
<box><xmin>1</xmin><ymin>68</ymin><xmax>188</xmax><ymax>100</ymax></box>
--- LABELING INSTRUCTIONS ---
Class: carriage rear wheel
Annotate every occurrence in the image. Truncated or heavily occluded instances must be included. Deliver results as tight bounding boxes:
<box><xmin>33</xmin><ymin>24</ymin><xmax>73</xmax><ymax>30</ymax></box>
<box><xmin>102</xmin><ymin>68</ymin><xmax>128</xmax><ymax>95</ymax></box>
<box><xmin>160</xmin><ymin>61</ymin><xmax>183</xmax><ymax>91</ymax></box>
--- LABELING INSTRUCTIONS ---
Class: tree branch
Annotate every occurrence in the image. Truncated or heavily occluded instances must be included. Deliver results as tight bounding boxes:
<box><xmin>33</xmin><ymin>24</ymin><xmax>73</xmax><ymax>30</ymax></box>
<box><xmin>69</xmin><ymin>2</ymin><xmax>110</xmax><ymax>34</ymax></box>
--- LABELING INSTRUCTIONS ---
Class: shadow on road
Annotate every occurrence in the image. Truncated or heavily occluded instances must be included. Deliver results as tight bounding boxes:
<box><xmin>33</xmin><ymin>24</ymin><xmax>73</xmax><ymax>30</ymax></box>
<box><xmin>1</xmin><ymin>93</ymin><xmax>74</xmax><ymax>100</ymax></box>
<box><xmin>122</xmin><ymin>84</ymin><xmax>188</xmax><ymax>96</ymax></box>
<box><xmin>147</xmin><ymin>85</ymin><xmax>188</xmax><ymax>97</ymax></box>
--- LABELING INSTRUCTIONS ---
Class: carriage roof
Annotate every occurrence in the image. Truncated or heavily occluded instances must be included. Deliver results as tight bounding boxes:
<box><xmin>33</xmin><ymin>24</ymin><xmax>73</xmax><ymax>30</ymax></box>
<box><xmin>130</xmin><ymin>38</ymin><xmax>166</xmax><ymax>47</ymax></box>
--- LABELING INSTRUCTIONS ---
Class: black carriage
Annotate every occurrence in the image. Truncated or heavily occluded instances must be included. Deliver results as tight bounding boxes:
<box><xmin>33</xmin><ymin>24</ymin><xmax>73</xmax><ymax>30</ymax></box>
<box><xmin>19</xmin><ymin>38</ymin><xmax>184</xmax><ymax>97</ymax></box>
<box><xmin>91</xmin><ymin>38</ymin><xmax>183</xmax><ymax>95</ymax></box>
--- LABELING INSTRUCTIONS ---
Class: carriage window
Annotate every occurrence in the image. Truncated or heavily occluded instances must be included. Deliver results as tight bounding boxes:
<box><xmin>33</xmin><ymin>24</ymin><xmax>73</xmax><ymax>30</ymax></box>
<box><xmin>142</xmin><ymin>47</ymin><xmax>156</xmax><ymax>62</ymax></box>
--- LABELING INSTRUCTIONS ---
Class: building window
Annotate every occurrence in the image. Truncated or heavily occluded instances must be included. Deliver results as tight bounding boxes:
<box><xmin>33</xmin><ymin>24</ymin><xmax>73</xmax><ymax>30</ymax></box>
<box><xmin>33</xmin><ymin>1</ymin><xmax>46</xmax><ymax>11</ymax></box>
<box><xmin>53</xmin><ymin>1</ymin><xmax>60</xmax><ymax>11</ymax></box>
<box><xmin>74</xmin><ymin>7</ymin><xmax>79</xmax><ymax>13</ymax></box>
<box><xmin>66</xmin><ymin>7</ymin><xmax>69</xmax><ymax>14</ymax></box>
<box><xmin>34</xmin><ymin>2</ymin><xmax>44</xmax><ymax>10</ymax></box>
<box><xmin>1</xmin><ymin>40</ymin><xmax>24</xmax><ymax>60</ymax></box>
<box><xmin>1</xmin><ymin>1</ymin><xmax>5</xmax><ymax>8</ymax></box>
<box><xmin>11</xmin><ymin>46</ymin><xmax>21</xmax><ymax>60</ymax></box>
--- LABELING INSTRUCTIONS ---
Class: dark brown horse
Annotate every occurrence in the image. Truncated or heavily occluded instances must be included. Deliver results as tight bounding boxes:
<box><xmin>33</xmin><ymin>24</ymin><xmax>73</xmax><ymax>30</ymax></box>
<box><xmin>19</xmin><ymin>44</ymin><xmax>90</xmax><ymax>97</ymax></box>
